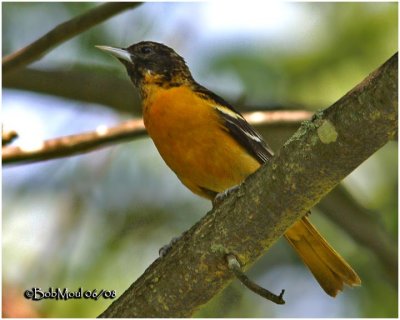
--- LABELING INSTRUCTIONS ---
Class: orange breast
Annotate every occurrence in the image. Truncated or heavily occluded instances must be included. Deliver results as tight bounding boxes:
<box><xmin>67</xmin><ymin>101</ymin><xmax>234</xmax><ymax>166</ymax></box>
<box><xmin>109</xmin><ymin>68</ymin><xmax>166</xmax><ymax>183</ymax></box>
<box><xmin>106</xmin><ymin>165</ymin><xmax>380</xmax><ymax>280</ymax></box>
<box><xmin>143</xmin><ymin>85</ymin><xmax>260</xmax><ymax>199</ymax></box>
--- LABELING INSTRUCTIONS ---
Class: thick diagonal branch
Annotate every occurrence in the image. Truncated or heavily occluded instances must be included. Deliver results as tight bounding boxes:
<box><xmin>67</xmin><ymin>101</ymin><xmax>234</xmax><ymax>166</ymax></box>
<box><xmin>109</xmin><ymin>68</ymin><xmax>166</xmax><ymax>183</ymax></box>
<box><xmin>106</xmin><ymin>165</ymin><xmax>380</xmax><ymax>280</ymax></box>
<box><xmin>99</xmin><ymin>53</ymin><xmax>397</xmax><ymax>317</ymax></box>
<box><xmin>2</xmin><ymin>2</ymin><xmax>141</xmax><ymax>74</ymax></box>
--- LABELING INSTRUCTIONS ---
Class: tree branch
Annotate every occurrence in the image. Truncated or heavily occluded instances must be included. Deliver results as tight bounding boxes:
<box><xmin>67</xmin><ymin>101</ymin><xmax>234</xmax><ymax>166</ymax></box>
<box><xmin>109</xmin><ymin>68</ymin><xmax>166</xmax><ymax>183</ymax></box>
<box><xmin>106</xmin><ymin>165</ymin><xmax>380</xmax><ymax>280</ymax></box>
<box><xmin>2</xmin><ymin>111</ymin><xmax>312</xmax><ymax>166</ymax></box>
<box><xmin>2</xmin><ymin>119</ymin><xmax>146</xmax><ymax>165</ymax></box>
<box><xmin>99</xmin><ymin>53</ymin><xmax>397</xmax><ymax>317</ymax></box>
<box><xmin>2</xmin><ymin>2</ymin><xmax>142</xmax><ymax>74</ymax></box>
<box><xmin>3</xmin><ymin>68</ymin><xmax>141</xmax><ymax>115</ymax></box>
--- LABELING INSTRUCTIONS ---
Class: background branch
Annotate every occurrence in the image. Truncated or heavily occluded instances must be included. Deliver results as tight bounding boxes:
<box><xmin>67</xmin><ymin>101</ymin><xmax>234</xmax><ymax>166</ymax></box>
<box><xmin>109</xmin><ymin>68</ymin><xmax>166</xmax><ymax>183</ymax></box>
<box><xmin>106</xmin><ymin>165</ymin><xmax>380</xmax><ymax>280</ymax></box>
<box><xmin>3</xmin><ymin>68</ymin><xmax>140</xmax><ymax>114</ymax></box>
<box><xmin>99</xmin><ymin>53</ymin><xmax>397</xmax><ymax>317</ymax></box>
<box><xmin>2</xmin><ymin>119</ymin><xmax>146</xmax><ymax>165</ymax></box>
<box><xmin>319</xmin><ymin>187</ymin><xmax>397</xmax><ymax>283</ymax></box>
<box><xmin>2</xmin><ymin>2</ymin><xmax>142</xmax><ymax>74</ymax></box>
<box><xmin>2</xmin><ymin>111</ymin><xmax>312</xmax><ymax>166</ymax></box>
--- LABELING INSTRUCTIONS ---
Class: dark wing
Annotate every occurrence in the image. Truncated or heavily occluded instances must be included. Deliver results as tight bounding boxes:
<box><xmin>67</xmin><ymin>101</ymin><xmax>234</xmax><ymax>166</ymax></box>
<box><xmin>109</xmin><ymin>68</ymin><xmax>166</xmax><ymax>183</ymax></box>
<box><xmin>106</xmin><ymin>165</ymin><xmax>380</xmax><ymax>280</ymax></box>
<box><xmin>194</xmin><ymin>85</ymin><xmax>274</xmax><ymax>164</ymax></box>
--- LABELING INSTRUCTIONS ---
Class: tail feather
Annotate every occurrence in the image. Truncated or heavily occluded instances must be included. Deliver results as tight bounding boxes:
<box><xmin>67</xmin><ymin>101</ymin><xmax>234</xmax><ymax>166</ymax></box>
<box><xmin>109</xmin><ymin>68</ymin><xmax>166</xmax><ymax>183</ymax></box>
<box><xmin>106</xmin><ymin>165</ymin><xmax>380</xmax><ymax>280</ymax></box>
<box><xmin>285</xmin><ymin>217</ymin><xmax>361</xmax><ymax>297</ymax></box>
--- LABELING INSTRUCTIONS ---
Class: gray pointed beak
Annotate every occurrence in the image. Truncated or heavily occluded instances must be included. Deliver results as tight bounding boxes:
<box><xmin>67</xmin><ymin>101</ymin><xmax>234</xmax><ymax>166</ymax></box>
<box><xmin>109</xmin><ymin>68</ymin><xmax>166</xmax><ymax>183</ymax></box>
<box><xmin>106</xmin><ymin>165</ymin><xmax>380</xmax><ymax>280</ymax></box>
<box><xmin>96</xmin><ymin>45</ymin><xmax>132</xmax><ymax>63</ymax></box>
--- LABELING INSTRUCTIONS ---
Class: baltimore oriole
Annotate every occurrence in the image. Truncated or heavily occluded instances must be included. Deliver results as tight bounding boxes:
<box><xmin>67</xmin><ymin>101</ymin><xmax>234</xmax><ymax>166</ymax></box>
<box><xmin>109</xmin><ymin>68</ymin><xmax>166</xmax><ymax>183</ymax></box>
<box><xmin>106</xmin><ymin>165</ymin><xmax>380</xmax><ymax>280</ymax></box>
<box><xmin>97</xmin><ymin>41</ymin><xmax>361</xmax><ymax>297</ymax></box>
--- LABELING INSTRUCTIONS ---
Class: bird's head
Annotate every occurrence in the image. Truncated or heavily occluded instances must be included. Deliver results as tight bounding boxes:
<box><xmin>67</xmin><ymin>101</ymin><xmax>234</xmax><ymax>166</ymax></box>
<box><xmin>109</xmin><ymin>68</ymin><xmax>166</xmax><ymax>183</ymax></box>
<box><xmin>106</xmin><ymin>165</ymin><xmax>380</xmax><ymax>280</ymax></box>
<box><xmin>96</xmin><ymin>41</ymin><xmax>193</xmax><ymax>89</ymax></box>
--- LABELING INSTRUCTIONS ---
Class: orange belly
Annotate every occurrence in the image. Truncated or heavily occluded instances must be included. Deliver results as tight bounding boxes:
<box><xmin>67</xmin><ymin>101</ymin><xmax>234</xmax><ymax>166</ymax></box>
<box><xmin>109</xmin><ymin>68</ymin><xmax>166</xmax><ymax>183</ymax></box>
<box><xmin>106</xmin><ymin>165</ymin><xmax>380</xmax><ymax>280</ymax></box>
<box><xmin>142</xmin><ymin>85</ymin><xmax>260</xmax><ymax>199</ymax></box>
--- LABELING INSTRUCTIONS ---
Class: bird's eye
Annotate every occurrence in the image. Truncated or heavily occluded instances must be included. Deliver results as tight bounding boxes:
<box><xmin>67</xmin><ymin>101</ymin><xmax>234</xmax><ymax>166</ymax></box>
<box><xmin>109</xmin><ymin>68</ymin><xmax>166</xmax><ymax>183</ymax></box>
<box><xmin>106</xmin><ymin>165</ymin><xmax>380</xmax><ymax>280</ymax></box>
<box><xmin>140</xmin><ymin>46</ymin><xmax>153</xmax><ymax>55</ymax></box>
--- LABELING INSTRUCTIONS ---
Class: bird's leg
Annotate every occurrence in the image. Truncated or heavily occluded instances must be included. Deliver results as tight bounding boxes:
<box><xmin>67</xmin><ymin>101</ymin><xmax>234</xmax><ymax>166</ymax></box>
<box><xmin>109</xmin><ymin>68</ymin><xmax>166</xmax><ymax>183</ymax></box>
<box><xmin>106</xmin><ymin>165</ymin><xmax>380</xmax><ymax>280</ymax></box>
<box><xmin>159</xmin><ymin>229</ymin><xmax>190</xmax><ymax>257</ymax></box>
<box><xmin>212</xmin><ymin>184</ymin><xmax>241</xmax><ymax>208</ymax></box>
<box><xmin>159</xmin><ymin>235</ymin><xmax>181</xmax><ymax>257</ymax></box>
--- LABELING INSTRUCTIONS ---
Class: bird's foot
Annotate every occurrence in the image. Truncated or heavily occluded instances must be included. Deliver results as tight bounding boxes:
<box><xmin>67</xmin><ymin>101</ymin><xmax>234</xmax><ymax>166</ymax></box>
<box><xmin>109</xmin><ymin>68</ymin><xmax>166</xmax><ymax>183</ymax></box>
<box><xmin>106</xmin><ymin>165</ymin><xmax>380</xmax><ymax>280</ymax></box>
<box><xmin>212</xmin><ymin>184</ymin><xmax>241</xmax><ymax>208</ymax></box>
<box><xmin>159</xmin><ymin>235</ymin><xmax>181</xmax><ymax>257</ymax></box>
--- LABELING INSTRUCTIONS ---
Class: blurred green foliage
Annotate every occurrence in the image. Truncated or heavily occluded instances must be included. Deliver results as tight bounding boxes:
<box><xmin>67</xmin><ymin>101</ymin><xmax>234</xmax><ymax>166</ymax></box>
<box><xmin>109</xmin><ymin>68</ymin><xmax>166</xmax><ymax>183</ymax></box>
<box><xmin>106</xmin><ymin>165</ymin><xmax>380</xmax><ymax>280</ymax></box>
<box><xmin>210</xmin><ymin>3</ymin><xmax>397</xmax><ymax>106</ymax></box>
<box><xmin>2</xmin><ymin>2</ymin><xmax>397</xmax><ymax>318</ymax></box>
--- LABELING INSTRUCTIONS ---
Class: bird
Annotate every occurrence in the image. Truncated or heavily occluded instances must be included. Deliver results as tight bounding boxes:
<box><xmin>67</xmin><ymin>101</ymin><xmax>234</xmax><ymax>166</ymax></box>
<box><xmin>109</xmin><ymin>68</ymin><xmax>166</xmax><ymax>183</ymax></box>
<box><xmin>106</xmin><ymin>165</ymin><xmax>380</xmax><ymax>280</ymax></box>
<box><xmin>96</xmin><ymin>41</ymin><xmax>361</xmax><ymax>297</ymax></box>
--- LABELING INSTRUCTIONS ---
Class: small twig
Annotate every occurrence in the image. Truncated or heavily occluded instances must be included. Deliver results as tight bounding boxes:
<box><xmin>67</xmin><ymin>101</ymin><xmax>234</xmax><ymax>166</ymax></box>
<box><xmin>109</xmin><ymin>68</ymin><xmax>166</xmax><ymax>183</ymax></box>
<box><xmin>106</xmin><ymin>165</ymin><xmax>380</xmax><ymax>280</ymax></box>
<box><xmin>2</xmin><ymin>111</ymin><xmax>312</xmax><ymax>166</ymax></box>
<box><xmin>226</xmin><ymin>254</ymin><xmax>285</xmax><ymax>305</ymax></box>
<box><xmin>2</xmin><ymin>128</ymin><xmax>18</xmax><ymax>146</ymax></box>
<box><xmin>2</xmin><ymin>2</ymin><xmax>142</xmax><ymax>74</ymax></box>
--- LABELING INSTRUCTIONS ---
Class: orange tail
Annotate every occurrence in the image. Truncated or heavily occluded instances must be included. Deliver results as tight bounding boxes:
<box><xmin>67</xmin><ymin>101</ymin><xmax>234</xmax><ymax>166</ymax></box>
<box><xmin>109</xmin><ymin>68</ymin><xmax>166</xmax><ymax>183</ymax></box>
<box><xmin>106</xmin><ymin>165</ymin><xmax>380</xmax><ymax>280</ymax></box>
<box><xmin>284</xmin><ymin>217</ymin><xmax>361</xmax><ymax>297</ymax></box>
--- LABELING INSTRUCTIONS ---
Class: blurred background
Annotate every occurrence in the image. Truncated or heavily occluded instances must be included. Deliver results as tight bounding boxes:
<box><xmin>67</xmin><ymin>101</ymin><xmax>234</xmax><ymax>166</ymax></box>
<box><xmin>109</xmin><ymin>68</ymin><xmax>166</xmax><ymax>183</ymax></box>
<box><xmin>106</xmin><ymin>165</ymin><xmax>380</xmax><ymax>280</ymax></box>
<box><xmin>2</xmin><ymin>2</ymin><xmax>397</xmax><ymax>317</ymax></box>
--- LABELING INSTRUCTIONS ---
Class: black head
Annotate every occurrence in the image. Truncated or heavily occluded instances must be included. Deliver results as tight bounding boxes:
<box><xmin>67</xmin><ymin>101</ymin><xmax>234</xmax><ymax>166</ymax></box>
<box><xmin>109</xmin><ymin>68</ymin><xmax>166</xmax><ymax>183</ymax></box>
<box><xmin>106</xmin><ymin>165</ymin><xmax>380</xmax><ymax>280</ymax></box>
<box><xmin>97</xmin><ymin>41</ymin><xmax>193</xmax><ymax>88</ymax></box>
